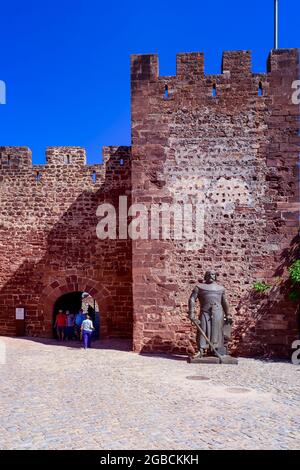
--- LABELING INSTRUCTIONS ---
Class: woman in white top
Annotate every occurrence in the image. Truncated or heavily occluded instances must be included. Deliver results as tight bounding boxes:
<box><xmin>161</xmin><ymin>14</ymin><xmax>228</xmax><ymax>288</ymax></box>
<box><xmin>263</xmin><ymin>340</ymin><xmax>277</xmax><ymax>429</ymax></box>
<box><xmin>81</xmin><ymin>314</ymin><xmax>95</xmax><ymax>349</ymax></box>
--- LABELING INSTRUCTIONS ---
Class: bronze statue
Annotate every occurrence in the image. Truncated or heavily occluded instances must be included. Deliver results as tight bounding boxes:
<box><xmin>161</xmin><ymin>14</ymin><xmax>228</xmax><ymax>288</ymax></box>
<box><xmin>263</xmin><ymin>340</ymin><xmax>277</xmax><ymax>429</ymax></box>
<box><xmin>188</xmin><ymin>270</ymin><xmax>233</xmax><ymax>360</ymax></box>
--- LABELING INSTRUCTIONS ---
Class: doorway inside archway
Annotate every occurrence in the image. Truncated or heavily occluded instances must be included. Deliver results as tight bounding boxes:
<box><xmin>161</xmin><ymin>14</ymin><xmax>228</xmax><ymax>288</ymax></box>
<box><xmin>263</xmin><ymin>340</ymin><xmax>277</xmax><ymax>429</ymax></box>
<box><xmin>53</xmin><ymin>291</ymin><xmax>100</xmax><ymax>340</ymax></box>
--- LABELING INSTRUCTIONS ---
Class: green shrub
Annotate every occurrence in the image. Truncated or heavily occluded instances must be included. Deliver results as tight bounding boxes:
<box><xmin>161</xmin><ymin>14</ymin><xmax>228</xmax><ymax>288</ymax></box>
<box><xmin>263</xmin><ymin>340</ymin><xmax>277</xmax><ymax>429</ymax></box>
<box><xmin>252</xmin><ymin>281</ymin><xmax>271</xmax><ymax>293</ymax></box>
<box><xmin>288</xmin><ymin>260</ymin><xmax>300</xmax><ymax>284</ymax></box>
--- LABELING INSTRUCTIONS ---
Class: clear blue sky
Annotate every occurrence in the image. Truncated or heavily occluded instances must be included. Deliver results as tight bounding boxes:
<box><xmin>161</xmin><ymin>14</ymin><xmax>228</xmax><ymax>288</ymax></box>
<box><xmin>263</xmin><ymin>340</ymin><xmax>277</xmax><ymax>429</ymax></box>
<box><xmin>0</xmin><ymin>0</ymin><xmax>299</xmax><ymax>164</ymax></box>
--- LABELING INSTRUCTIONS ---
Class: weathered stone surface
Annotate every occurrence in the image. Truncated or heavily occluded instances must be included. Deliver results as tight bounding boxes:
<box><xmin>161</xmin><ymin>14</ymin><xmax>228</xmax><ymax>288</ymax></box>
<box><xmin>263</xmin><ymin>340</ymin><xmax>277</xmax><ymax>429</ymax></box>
<box><xmin>0</xmin><ymin>146</ymin><xmax>133</xmax><ymax>339</ymax></box>
<box><xmin>131</xmin><ymin>49</ymin><xmax>300</xmax><ymax>357</ymax></box>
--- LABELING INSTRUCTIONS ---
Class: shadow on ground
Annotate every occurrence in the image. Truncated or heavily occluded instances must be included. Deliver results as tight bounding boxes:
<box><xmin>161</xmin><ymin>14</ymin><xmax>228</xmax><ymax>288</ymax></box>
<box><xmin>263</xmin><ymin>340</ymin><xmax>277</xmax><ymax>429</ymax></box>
<box><xmin>139</xmin><ymin>352</ymin><xmax>188</xmax><ymax>362</ymax></box>
<box><xmin>13</xmin><ymin>336</ymin><xmax>133</xmax><ymax>352</ymax></box>
<box><xmin>11</xmin><ymin>336</ymin><xmax>190</xmax><ymax>360</ymax></box>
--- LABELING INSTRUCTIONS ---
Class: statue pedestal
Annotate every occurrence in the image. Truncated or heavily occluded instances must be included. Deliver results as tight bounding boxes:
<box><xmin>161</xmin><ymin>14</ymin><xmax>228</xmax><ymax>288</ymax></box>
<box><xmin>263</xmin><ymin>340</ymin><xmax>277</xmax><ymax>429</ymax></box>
<box><xmin>188</xmin><ymin>355</ymin><xmax>238</xmax><ymax>365</ymax></box>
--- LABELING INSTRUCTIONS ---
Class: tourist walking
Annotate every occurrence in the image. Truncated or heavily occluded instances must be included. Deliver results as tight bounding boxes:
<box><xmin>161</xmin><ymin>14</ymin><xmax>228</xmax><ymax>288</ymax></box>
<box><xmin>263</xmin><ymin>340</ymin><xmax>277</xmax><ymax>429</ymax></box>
<box><xmin>66</xmin><ymin>310</ymin><xmax>75</xmax><ymax>340</ymax></box>
<box><xmin>54</xmin><ymin>309</ymin><xmax>67</xmax><ymax>341</ymax></box>
<box><xmin>81</xmin><ymin>314</ymin><xmax>95</xmax><ymax>349</ymax></box>
<box><xmin>74</xmin><ymin>309</ymin><xmax>86</xmax><ymax>340</ymax></box>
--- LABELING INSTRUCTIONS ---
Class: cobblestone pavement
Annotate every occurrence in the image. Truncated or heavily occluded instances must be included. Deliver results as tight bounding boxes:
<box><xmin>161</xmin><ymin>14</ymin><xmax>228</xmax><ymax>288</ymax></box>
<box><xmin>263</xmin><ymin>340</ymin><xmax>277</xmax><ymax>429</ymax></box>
<box><xmin>0</xmin><ymin>336</ymin><xmax>299</xmax><ymax>450</ymax></box>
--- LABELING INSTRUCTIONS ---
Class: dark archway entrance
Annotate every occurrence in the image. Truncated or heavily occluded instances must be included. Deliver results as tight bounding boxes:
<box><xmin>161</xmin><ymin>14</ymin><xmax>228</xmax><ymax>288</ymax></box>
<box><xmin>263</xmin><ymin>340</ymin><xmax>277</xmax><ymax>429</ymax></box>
<box><xmin>53</xmin><ymin>291</ymin><xmax>100</xmax><ymax>339</ymax></box>
<box><xmin>54</xmin><ymin>291</ymin><xmax>83</xmax><ymax>316</ymax></box>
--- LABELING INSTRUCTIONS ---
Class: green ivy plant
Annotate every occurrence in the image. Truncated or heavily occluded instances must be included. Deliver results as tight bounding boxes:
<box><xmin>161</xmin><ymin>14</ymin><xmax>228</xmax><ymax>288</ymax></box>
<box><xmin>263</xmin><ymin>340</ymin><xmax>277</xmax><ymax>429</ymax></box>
<box><xmin>252</xmin><ymin>281</ymin><xmax>271</xmax><ymax>293</ymax></box>
<box><xmin>252</xmin><ymin>259</ymin><xmax>300</xmax><ymax>300</ymax></box>
<box><xmin>288</xmin><ymin>260</ymin><xmax>300</xmax><ymax>301</ymax></box>
<box><xmin>288</xmin><ymin>260</ymin><xmax>300</xmax><ymax>284</ymax></box>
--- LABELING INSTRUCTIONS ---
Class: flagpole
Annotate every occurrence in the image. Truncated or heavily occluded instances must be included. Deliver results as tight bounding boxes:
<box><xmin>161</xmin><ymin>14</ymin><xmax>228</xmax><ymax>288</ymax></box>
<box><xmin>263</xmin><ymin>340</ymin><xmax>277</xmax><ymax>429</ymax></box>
<box><xmin>274</xmin><ymin>0</ymin><xmax>279</xmax><ymax>49</ymax></box>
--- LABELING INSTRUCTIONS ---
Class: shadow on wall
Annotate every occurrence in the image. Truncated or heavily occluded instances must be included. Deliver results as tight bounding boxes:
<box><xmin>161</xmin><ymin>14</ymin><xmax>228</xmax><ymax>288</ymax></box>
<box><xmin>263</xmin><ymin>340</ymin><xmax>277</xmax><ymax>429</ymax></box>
<box><xmin>0</xmin><ymin>148</ymin><xmax>133</xmax><ymax>344</ymax></box>
<box><xmin>232</xmin><ymin>234</ymin><xmax>300</xmax><ymax>358</ymax></box>
<box><xmin>139</xmin><ymin>335</ymin><xmax>192</xmax><ymax>359</ymax></box>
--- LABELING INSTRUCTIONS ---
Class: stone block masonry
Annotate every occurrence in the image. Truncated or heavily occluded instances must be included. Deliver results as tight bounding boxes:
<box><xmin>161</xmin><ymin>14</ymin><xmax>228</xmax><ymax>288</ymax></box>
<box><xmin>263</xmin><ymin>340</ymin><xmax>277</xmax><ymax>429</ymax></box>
<box><xmin>130</xmin><ymin>48</ymin><xmax>300</xmax><ymax>357</ymax></box>
<box><xmin>0</xmin><ymin>48</ymin><xmax>299</xmax><ymax>357</ymax></box>
<box><xmin>0</xmin><ymin>146</ymin><xmax>133</xmax><ymax>340</ymax></box>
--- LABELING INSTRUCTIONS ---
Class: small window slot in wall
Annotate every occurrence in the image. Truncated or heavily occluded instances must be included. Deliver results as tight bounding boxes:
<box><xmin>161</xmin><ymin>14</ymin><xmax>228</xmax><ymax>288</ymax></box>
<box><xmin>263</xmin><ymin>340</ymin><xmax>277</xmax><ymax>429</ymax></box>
<box><xmin>212</xmin><ymin>84</ymin><xmax>217</xmax><ymax>98</ymax></box>
<box><xmin>36</xmin><ymin>171</ymin><xmax>41</xmax><ymax>182</ymax></box>
<box><xmin>120</xmin><ymin>159</ymin><xmax>124</xmax><ymax>166</ymax></box>
<box><xmin>64</xmin><ymin>155</ymin><xmax>71</xmax><ymax>164</ymax></box>
<box><xmin>92</xmin><ymin>171</ymin><xmax>97</xmax><ymax>183</ymax></box>
<box><xmin>164</xmin><ymin>85</ymin><xmax>169</xmax><ymax>99</ymax></box>
<box><xmin>7</xmin><ymin>155</ymin><xmax>11</xmax><ymax>166</ymax></box>
<box><xmin>258</xmin><ymin>82</ymin><xmax>263</xmax><ymax>97</ymax></box>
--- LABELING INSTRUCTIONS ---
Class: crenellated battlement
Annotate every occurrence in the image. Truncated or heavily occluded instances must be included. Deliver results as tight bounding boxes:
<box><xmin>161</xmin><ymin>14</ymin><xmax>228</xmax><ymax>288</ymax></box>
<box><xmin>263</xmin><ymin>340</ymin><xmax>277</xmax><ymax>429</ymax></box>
<box><xmin>0</xmin><ymin>146</ymin><xmax>32</xmax><ymax>169</ymax></box>
<box><xmin>131</xmin><ymin>48</ymin><xmax>300</xmax><ymax>83</ymax></box>
<box><xmin>0</xmin><ymin>145</ymin><xmax>131</xmax><ymax>175</ymax></box>
<box><xmin>222</xmin><ymin>50</ymin><xmax>252</xmax><ymax>75</ymax></box>
<box><xmin>46</xmin><ymin>147</ymin><xmax>87</xmax><ymax>166</ymax></box>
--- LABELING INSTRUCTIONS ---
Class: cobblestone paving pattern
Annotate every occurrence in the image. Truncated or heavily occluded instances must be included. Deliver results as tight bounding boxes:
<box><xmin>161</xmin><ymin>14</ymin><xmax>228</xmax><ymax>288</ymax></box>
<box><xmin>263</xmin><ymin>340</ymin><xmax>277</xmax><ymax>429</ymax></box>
<box><xmin>0</xmin><ymin>337</ymin><xmax>299</xmax><ymax>450</ymax></box>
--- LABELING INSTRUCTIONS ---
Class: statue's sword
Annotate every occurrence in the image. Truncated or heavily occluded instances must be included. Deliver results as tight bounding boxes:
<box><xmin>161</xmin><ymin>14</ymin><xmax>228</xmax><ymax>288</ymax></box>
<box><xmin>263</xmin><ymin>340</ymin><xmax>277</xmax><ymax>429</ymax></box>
<box><xmin>190</xmin><ymin>318</ymin><xmax>224</xmax><ymax>364</ymax></box>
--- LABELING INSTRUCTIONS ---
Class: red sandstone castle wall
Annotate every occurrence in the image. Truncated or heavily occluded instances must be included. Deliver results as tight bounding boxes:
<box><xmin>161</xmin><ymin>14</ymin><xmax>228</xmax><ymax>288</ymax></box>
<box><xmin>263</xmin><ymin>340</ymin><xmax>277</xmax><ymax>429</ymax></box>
<box><xmin>0</xmin><ymin>145</ymin><xmax>133</xmax><ymax>339</ymax></box>
<box><xmin>131</xmin><ymin>49</ymin><xmax>300</xmax><ymax>357</ymax></box>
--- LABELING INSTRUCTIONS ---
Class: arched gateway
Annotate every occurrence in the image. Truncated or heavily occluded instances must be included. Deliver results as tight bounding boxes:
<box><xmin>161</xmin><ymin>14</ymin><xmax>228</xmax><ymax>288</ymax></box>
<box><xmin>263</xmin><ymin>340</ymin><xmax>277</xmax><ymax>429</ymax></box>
<box><xmin>38</xmin><ymin>276</ymin><xmax>114</xmax><ymax>339</ymax></box>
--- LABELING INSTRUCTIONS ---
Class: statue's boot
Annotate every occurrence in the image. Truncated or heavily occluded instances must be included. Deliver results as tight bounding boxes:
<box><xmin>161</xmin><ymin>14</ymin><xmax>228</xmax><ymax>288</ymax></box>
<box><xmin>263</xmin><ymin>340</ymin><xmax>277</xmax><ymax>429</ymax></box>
<box><xmin>192</xmin><ymin>349</ymin><xmax>204</xmax><ymax>359</ymax></box>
